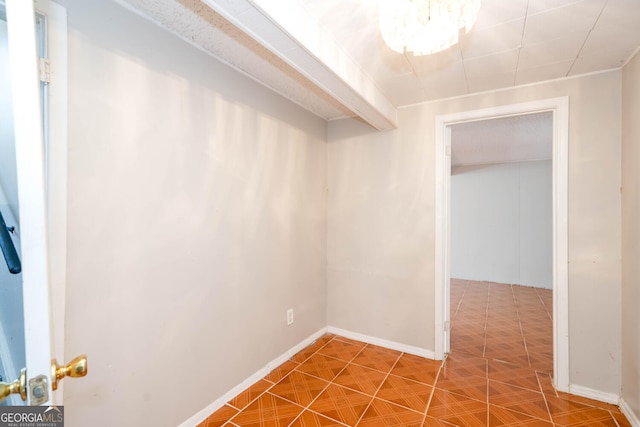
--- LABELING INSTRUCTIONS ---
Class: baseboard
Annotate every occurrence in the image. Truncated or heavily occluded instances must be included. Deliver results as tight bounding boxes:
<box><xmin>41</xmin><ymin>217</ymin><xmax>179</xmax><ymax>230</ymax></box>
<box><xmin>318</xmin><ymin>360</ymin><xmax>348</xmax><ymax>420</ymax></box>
<box><xmin>620</xmin><ymin>398</ymin><xmax>640</xmax><ymax>427</ymax></box>
<box><xmin>327</xmin><ymin>326</ymin><xmax>436</xmax><ymax>359</ymax></box>
<box><xmin>568</xmin><ymin>384</ymin><xmax>620</xmax><ymax>405</ymax></box>
<box><xmin>178</xmin><ymin>327</ymin><xmax>328</xmax><ymax>427</ymax></box>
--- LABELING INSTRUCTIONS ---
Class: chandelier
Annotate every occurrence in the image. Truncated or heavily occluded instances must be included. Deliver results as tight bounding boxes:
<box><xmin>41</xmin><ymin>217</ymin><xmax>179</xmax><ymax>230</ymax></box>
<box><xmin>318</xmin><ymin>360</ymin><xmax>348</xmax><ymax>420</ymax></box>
<box><xmin>379</xmin><ymin>0</ymin><xmax>481</xmax><ymax>56</ymax></box>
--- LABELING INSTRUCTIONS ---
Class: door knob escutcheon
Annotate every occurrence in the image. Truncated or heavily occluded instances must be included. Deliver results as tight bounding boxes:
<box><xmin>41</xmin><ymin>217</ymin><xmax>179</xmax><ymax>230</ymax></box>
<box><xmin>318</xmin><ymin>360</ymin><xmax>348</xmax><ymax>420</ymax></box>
<box><xmin>0</xmin><ymin>368</ymin><xmax>27</xmax><ymax>403</ymax></box>
<box><xmin>51</xmin><ymin>355</ymin><xmax>87</xmax><ymax>391</ymax></box>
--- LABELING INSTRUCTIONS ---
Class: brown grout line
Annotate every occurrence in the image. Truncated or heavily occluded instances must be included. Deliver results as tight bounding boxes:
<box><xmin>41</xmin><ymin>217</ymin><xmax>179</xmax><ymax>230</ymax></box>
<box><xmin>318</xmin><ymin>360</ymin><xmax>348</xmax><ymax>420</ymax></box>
<box><xmin>481</xmin><ymin>283</ymin><xmax>490</xmax><ymax>357</ymax></box>
<box><xmin>419</xmin><ymin>354</ymin><xmax>450</xmax><ymax>426</ymax></box>
<box><xmin>351</xmin><ymin>348</ymin><xmax>408</xmax><ymax>426</ymax></box>
<box><xmin>284</xmin><ymin>339</ymin><xmax>372</xmax><ymax>426</ymax></box>
<box><xmin>452</xmin><ymin>280</ymin><xmax>470</xmax><ymax>320</ymax></box>
<box><xmin>535</xmin><ymin>287</ymin><xmax>553</xmax><ymax>321</ymax></box>
<box><xmin>510</xmin><ymin>283</ymin><xmax>534</xmax><ymax>369</ymax></box>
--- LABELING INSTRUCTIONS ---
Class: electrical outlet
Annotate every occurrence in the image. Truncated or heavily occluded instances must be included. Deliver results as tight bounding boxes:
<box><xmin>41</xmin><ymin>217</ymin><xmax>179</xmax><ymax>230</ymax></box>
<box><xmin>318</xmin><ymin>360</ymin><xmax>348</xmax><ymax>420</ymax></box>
<box><xmin>287</xmin><ymin>309</ymin><xmax>294</xmax><ymax>325</ymax></box>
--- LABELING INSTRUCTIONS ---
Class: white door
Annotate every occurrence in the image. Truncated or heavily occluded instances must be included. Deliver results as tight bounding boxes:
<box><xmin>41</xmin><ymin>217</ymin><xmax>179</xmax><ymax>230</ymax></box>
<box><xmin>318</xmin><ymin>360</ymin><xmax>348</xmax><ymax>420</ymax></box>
<box><xmin>1</xmin><ymin>0</ymin><xmax>79</xmax><ymax>406</ymax></box>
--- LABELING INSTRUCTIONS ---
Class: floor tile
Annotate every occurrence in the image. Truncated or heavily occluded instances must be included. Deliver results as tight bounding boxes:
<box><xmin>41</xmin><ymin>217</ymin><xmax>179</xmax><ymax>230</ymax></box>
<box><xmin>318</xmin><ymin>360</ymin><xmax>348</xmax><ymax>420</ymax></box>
<box><xmin>265</xmin><ymin>360</ymin><xmax>299</xmax><ymax>383</ymax></box>
<box><xmin>318</xmin><ymin>339</ymin><xmax>366</xmax><ymax>362</ymax></box>
<box><xmin>227</xmin><ymin>380</ymin><xmax>272</xmax><ymax>410</ymax></box>
<box><xmin>333</xmin><ymin>336</ymin><xmax>367</xmax><ymax>347</ymax></box>
<box><xmin>199</xmin><ymin>405</ymin><xmax>238</xmax><ymax>427</ymax></box>
<box><xmin>350</xmin><ymin>345</ymin><xmax>401</xmax><ymax>373</ymax></box>
<box><xmin>427</xmin><ymin>388</ymin><xmax>488</xmax><ymax>426</ymax></box>
<box><xmin>357</xmin><ymin>398</ymin><xmax>424</xmax><ymax>426</ymax></box>
<box><xmin>389</xmin><ymin>353</ymin><xmax>441</xmax><ymax>385</ymax></box>
<box><xmin>422</xmin><ymin>416</ymin><xmax>457</xmax><ymax>426</ymax></box>
<box><xmin>436</xmin><ymin>369</ymin><xmax>488</xmax><ymax>402</ymax></box>
<box><xmin>292</xmin><ymin>336</ymin><xmax>334</xmax><ymax>364</ymax></box>
<box><xmin>297</xmin><ymin>353</ymin><xmax>348</xmax><ymax>382</ymax></box>
<box><xmin>611</xmin><ymin>410</ymin><xmax>633</xmax><ymax>427</ymax></box>
<box><xmin>442</xmin><ymin>352</ymin><xmax>487</xmax><ymax>378</ymax></box>
<box><xmin>230</xmin><ymin>393</ymin><xmax>303</xmax><ymax>427</ymax></box>
<box><xmin>488</xmin><ymin>404</ymin><xmax>553</xmax><ymax>426</ymax></box>
<box><xmin>488</xmin><ymin>380</ymin><xmax>550</xmax><ymax>421</ymax></box>
<box><xmin>535</xmin><ymin>372</ymin><xmax>557</xmax><ymax>396</ymax></box>
<box><xmin>332</xmin><ymin>363</ymin><xmax>387</xmax><ymax>395</ymax></box>
<box><xmin>289</xmin><ymin>410</ymin><xmax>347</xmax><ymax>426</ymax></box>
<box><xmin>308</xmin><ymin>384</ymin><xmax>372</xmax><ymax>426</ymax></box>
<box><xmin>198</xmin><ymin>281</ymin><xmax>632</xmax><ymax>427</ymax></box>
<box><xmin>488</xmin><ymin>360</ymin><xmax>540</xmax><ymax>392</ymax></box>
<box><xmin>375</xmin><ymin>374</ymin><xmax>433</xmax><ymax>412</ymax></box>
<box><xmin>269</xmin><ymin>371</ymin><xmax>329</xmax><ymax>406</ymax></box>
<box><xmin>545</xmin><ymin>394</ymin><xmax>618</xmax><ymax>426</ymax></box>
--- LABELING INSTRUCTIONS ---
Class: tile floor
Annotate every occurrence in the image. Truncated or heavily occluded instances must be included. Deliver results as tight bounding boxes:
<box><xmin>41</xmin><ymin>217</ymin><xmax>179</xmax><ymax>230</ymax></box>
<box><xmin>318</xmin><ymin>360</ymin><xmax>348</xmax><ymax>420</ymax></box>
<box><xmin>199</xmin><ymin>280</ymin><xmax>631</xmax><ymax>426</ymax></box>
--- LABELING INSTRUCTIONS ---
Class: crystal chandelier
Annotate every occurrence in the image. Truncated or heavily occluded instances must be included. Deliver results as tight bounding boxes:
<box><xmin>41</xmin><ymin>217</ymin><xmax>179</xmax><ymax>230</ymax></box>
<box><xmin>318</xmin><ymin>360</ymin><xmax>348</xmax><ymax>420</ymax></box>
<box><xmin>379</xmin><ymin>0</ymin><xmax>481</xmax><ymax>55</ymax></box>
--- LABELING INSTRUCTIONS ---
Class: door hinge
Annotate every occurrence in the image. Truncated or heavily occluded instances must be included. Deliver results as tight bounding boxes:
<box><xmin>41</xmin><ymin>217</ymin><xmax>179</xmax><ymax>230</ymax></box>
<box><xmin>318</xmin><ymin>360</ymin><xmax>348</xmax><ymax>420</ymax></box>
<box><xmin>38</xmin><ymin>58</ymin><xmax>51</xmax><ymax>84</ymax></box>
<box><xmin>445</xmin><ymin>145</ymin><xmax>451</xmax><ymax>156</ymax></box>
<box><xmin>444</xmin><ymin>321</ymin><xmax>451</xmax><ymax>332</ymax></box>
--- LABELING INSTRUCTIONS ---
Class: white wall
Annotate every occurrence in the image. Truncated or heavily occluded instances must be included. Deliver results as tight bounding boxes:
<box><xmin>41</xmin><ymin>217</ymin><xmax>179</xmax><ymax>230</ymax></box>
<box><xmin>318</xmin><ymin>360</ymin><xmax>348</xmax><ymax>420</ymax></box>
<box><xmin>451</xmin><ymin>161</ymin><xmax>552</xmax><ymax>288</ymax></box>
<box><xmin>621</xmin><ymin>49</ymin><xmax>640</xmax><ymax>423</ymax></box>
<box><xmin>328</xmin><ymin>70</ymin><xmax>622</xmax><ymax>395</ymax></box>
<box><xmin>59</xmin><ymin>1</ymin><xmax>327</xmax><ymax>425</ymax></box>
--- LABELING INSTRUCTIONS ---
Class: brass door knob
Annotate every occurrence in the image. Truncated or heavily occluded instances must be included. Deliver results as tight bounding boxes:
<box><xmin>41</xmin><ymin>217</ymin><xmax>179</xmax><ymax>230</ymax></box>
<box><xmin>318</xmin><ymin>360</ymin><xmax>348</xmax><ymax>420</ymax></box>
<box><xmin>0</xmin><ymin>368</ymin><xmax>27</xmax><ymax>403</ymax></box>
<box><xmin>51</xmin><ymin>355</ymin><xmax>87</xmax><ymax>391</ymax></box>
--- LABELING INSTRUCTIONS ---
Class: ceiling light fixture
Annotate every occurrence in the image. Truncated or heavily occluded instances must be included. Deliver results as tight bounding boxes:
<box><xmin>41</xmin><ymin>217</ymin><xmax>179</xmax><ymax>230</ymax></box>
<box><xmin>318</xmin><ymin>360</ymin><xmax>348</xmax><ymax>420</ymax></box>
<box><xmin>379</xmin><ymin>0</ymin><xmax>481</xmax><ymax>55</ymax></box>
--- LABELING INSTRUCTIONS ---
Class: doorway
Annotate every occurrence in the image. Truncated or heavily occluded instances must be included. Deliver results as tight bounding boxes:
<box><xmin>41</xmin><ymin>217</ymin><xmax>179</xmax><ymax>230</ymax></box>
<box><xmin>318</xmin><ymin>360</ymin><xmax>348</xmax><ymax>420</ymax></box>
<box><xmin>434</xmin><ymin>97</ymin><xmax>570</xmax><ymax>392</ymax></box>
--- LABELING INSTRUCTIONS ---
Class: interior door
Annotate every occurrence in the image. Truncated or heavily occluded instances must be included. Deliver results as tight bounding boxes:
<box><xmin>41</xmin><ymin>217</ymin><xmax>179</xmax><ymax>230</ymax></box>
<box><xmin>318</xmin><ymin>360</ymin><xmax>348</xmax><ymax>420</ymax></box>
<box><xmin>3</xmin><ymin>0</ymin><xmax>54</xmax><ymax>406</ymax></box>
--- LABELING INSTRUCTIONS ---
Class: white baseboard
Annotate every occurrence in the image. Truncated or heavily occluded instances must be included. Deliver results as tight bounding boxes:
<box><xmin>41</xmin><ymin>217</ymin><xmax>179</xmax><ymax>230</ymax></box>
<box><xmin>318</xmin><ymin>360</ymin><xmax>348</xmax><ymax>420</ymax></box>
<box><xmin>178</xmin><ymin>327</ymin><xmax>328</xmax><ymax>427</ymax></box>
<box><xmin>327</xmin><ymin>326</ymin><xmax>436</xmax><ymax>360</ymax></box>
<box><xmin>568</xmin><ymin>384</ymin><xmax>620</xmax><ymax>405</ymax></box>
<box><xmin>620</xmin><ymin>398</ymin><xmax>640</xmax><ymax>427</ymax></box>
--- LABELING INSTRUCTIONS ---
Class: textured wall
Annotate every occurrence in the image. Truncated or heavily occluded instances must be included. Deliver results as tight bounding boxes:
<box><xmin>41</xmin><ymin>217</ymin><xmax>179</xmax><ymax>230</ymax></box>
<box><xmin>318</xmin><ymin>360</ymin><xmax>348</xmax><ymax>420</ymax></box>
<box><xmin>328</xmin><ymin>71</ymin><xmax>622</xmax><ymax>395</ymax></box>
<box><xmin>60</xmin><ymin>1</ymin><xmax>327</xmax><ymax>425</ymax></box>
<box><xmin>451</xmin><ymin>161</ymin><xmax>552</xmax><ymax>288</ymax></box>
<box><xmin>622</xmin><ymin>49</ymin><xmax>640</xmax><ymax>422</ymax></box>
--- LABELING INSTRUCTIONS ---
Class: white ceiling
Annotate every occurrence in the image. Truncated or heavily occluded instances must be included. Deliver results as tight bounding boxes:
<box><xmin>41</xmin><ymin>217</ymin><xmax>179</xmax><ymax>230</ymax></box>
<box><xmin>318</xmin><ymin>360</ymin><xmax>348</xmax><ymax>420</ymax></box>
<box><xmin>450</xmin><ymin>112</ymin><xmax>553</xmax><ymax>167</ymax></box>
<box><xmin>120</xmin><ymin>0</ymin><xmax>640</xmax><ymax>130</ymax></box>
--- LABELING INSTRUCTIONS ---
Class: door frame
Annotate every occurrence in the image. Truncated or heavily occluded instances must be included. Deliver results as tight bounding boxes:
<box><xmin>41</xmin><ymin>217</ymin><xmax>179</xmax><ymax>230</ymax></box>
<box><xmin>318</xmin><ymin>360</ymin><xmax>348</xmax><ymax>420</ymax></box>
<box><xmin>34</xmin><ymin>0</ymin><xmax>68</xmax><ymax>404</ymax></box>
<box><xmin>5</xmin><ymin>0</ymin><xmax>67</xmax><ymax>404</ymax></box>
<box><xmin>434</xmin><ymin>97</ymin><xmax>570</xmax><ymax>392</ymax></box>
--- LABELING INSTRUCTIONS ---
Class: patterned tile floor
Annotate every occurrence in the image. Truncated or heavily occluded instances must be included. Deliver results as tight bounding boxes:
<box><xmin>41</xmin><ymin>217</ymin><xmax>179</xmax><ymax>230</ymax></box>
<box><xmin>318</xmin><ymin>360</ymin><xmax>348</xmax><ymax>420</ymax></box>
<box><xmin>199</xmin><ymin>280</ymin><xmax>631</xmax><ymax>426</ymax></box>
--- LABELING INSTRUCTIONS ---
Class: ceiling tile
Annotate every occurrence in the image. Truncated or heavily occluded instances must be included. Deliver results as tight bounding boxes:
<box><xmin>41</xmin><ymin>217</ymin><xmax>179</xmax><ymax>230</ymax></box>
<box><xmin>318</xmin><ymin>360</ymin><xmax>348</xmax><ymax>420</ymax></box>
<box><xmin>422</xmin><ymin>82</ymin><xmax>469</xmax><ymax>102</ymax></box>
<box><xmin>406</xmin><ymin>45</ymin><xmax>463</xmax><ymax>75</ymax></box>
<box><xmin>569</xmin><ymin>46</ymin><xmax>637</xmax><ymax>74</ymax></box>
<box><xmin>579</xmin><ymin>25</ymin><xmax>640</xmax><ymax>56</ymax></box>
<box><xmin>526</xmin><ymin>0</ymin><xmax>593</xmax><ymax>15</ymax></box>
<box><xmin>464</xmin><ymin>49</ymin><xmax>520</xmax><ymax>75</ymax></box>
<box><xmin>417</xmin><ymin>62</ymin><xmax>469</xmax><ymax>100</ymax></box>
<box><xmin>518</xmin><ymin>33</ymin><xmax>586</xmax><ymax>69</ymax></box>
<box><xmin>377</xmin><ymin>75</ymin><xmax>428</xmax><ymax>106</ymax></box>
<box><xmin>419</xmin><ymin>61</ymin><xmax>468</xmax><ymax>88</ymax></box>
<box><xmin>471</xmin><ymin>0</ymin><xmax>528</xmax><ymax>31</ymax></box>
<box><xmin>594</xmin><ymin>0</ymin><xmax>640</xmax><ymax>29</ymax></box>
<box><xmin>523</xmin><ymin>0</ymin><xmax>606</xmax><ymax>45</ymax></box>
<box><xmin>515</xmin><ymin>60</ymin><xmax>573</xmax><ymax>85</ymax></box>
<box><xmin>460</xmin><ymin>19</ymin><xmax>525</xmax><ymax>59</ymax></box>
<box><xmin>467</xmin><ymin>70</ymin><xmax>516</xmax><ymax>92</ymax></box>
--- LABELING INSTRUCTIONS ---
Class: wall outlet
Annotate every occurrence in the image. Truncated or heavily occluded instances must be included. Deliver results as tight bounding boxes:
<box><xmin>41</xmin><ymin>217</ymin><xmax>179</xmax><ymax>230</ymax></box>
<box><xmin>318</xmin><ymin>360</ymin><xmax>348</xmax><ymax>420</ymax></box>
<box><xmin>287</xmin><ymin>309</ymin><xmax>294</xmax><ymax>325</ymax></box>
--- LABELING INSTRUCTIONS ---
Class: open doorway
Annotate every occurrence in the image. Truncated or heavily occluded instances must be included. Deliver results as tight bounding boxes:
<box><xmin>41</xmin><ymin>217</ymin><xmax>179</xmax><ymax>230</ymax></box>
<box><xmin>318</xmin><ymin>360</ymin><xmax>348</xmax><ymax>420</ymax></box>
<box><xmin>448</xmin><ymin>112</ymin><xmax>553</xmax><ymax>374</ymax></box>
<box><xmin>434</xmin><ymin>97</ymin><xmax>569</xmax><ymax>392</ymax></box>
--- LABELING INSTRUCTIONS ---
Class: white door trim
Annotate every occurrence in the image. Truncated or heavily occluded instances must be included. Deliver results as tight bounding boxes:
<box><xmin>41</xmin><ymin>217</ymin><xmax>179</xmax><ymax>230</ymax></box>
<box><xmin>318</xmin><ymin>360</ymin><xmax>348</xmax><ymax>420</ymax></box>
<box><xmin>6</xmin><ymin>0</ymin><xmax>53</xmax><ymax>403</ymax></box>
<box><xmin>34</xmin><ymin>0</ymin><xmax>68</xmax><ymax>404</ymax></box>
<box><xmin>434</xmin><ymin>96</ymin><xmax>570</xmax><ymax>392</ymax></box>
